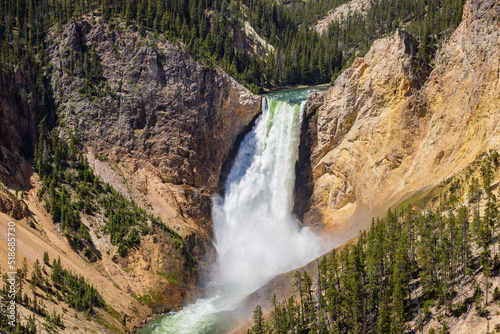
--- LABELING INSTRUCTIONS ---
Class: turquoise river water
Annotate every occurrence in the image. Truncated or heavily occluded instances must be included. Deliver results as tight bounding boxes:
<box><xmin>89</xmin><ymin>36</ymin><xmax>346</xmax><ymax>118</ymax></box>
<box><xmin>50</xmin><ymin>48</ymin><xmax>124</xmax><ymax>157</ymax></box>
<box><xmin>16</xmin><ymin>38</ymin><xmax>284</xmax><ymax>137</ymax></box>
<box><xmin>140</xmin><ymin>85</ymin><xmax>328</xmax><ymax>334</ymax></box>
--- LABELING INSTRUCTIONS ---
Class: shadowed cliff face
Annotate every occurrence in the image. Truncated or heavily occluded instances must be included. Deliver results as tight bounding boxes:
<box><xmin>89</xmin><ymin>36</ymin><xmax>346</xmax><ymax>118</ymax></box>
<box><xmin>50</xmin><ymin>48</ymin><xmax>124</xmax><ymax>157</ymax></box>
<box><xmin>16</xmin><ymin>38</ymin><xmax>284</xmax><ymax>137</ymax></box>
<box><xmin>0</xmin><ymin>16</ymin><xmax>261</xmax><ymax>327</ymax></box>
<box><xmin>49</xmin><ymin>18</ymin><xmax>261</xmax><ymax>193</ymax></box>
<box><xmin>294</xmin><ymin>91</ymin><xmax>324</xmax><ymax>219</ymax></box>
<box><xmin>0</xmin><ymin>70</ymin><xmax>53</xmax><ymax>190</ymax></box>
<box><xmin>300</xmin><ymin>0</ymin><xmax>500</xmax><ymax>239</ymax></box>
<box><xmin>46</xmin><ymin>17</ymin><xmax>261</xmax><ymax>255</ymax></box>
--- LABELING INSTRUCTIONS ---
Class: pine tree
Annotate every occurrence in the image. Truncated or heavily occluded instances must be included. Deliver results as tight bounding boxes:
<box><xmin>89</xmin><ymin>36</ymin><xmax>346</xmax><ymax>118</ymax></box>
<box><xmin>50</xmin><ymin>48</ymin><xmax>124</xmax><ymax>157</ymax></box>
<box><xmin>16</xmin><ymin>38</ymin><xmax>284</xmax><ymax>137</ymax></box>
<box><xmin>252</xmin><ymin>305</ymin><xmax>264</xmax><ymax>334</ymax></box>
<box><xmin>377</xmin><ymin>290</ymin><xmax>391</xmax><ymax>334</ymax></box>
<box><xmin>391</xmin><ymin>235</ymin><xmax>408</xmax><ymax>334</ymax></box>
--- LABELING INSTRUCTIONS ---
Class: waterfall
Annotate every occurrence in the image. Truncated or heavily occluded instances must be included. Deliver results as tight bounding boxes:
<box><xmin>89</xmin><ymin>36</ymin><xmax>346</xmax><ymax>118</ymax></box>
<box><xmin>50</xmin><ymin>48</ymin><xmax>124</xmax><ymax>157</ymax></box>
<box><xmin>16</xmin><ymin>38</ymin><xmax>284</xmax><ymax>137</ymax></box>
<box><xmin>141</xmin><ymin>95</ymin><xmax>322</xmax><ymax>334</ymax></box>
<box><xmin>213</xmin><ymin>98</ymin><xmax>320</xmax><ymax>292</ymax></box>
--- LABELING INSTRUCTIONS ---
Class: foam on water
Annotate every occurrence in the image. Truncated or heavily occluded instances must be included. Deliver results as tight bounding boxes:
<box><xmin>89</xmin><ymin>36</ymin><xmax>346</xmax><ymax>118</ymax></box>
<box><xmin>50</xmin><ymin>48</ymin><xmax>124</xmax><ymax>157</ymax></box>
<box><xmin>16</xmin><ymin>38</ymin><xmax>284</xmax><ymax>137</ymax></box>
<box><xmin>141</xmin><ymin>93</ymin><xmax>323</xmax><ymax>334</ymax></box>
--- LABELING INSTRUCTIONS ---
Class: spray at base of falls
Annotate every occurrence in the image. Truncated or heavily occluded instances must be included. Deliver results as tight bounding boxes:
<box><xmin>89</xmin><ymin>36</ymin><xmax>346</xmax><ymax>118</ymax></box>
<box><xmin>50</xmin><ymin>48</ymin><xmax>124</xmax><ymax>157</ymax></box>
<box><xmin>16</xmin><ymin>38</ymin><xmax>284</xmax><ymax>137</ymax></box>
<box><xmin>214</xmin><ymin>98</ymin><xmax>321</xmax><ymax>292</ymax></box>
<box><xmin>141</xmin><ymin>95</ymin><xmax>324</xmax><ymax>334</ymax></box>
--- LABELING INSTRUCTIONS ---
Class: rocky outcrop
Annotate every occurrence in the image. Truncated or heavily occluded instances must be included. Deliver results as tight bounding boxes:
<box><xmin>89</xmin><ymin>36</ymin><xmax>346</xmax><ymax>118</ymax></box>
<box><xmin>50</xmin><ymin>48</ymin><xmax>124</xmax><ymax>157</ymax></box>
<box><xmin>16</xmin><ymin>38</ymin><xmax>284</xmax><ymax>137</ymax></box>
<box><xmin>0</xmin><ymin>187</ymin><xmax>29</xmax><ymax>219</ymax></box>
<box><xmin>304</xmin><ymin>0</ymin><xmax>500</xmax><ymax>238</ymax></box>
<box><xmin>232</xmin><ymin>20</ymin><xmax>275</xmax><ymax>57</ymax></box>
<box><xmin>314</xmin><ymin>0</ymin><xmax>371</xmax><ymax>35</ymax></box>
<box><xmin>303</xmin><ymin>28</ymin><xmax>427</xmax><ymax>232</ymax></box>
<box><xmin>49</xmin><ymin>18</ymin><xmax>260</xmax><ymax>193</ymax></box>
<box><xmin>42</xmin><ymin>16</ymin><xmax>261</xmax><ymax>318</ymax></box>
<box><xmin>0</xmin><ymin>68</ymin><xmax>52</xmax><ymax>189</ymax></box>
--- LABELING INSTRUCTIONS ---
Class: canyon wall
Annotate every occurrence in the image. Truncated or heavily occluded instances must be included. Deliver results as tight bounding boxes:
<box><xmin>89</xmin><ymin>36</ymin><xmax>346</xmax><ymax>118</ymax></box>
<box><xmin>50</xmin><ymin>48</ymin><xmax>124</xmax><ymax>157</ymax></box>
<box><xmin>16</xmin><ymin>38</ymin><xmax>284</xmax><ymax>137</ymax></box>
<box><xmin>301</xmin><ymin>0</ymin><xmax>500</xmax><ymax>241</ymax></box>
<box><xmin>47</xmin><ymin>17</ymin><xmax>262</xmax><ymax>260</ymax></box>
<box><xmin>0</xmin><ymin>16</ymin><xmax>261</xmax><ymax>331</ymax></box>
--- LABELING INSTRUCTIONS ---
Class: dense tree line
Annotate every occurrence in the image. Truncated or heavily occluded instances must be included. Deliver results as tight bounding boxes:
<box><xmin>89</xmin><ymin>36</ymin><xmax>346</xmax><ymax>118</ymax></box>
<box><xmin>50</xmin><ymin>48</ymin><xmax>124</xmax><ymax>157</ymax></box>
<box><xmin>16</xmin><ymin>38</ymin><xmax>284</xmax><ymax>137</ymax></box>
<box><xmin>0</xmin><ymin>0</ymin><xmax>465</xmax><ymax>95</ymax></box>
<box><xmin>223</xmin><ymin>0</ymin><xmax>465</xmax><ymax>86</ymax></box>
<box><xmin>322</xmin><ymin>0</ymin><xmax>465</xmax><ymax>68</ymax></box>
<box><xmin>250</xmin><ymin>151</ymin><xmax>500</xmax><ymax>333</ymax></box>
<box><xmin>255</xmin><ymin>0</ymin><xmax>464</xmax><ymax>86</ymax></box>
<box><xmin>50</xmin><ymin>256</ymin><xmax>104</xmax><ymax>312</ymax></box>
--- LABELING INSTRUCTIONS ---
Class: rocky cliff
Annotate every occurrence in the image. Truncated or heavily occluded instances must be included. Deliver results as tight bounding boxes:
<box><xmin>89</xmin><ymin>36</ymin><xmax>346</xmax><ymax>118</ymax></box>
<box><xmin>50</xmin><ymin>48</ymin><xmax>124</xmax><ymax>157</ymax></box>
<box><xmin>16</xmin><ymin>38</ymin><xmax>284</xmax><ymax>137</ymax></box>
<box><xmin>0</xmin><ymin>15</ymin><xmax>261</xmax><ymax>332</ymax></box>
<box><xmin>46</xmin><ymin>14</ymin><xmax>261</xmax><ymax>316</ymax></box>
<box><xmin>314</xmin><ymin>0</ymin><xmax>371</xmax><ymax>35</ymax></box>
<box><xmin>302</xmin><ymin>0</ymin><xmax>500</xmax><ymax>241</ymax></box>
<box><xmin>49</xmin><ymin>18</ymin><xmax>260</xmax><ymax>192</ymax></box>
<box><xmin>47</xmin><ymin>16</ymin><xmax>261</xmax><ymax>255</ymax></box>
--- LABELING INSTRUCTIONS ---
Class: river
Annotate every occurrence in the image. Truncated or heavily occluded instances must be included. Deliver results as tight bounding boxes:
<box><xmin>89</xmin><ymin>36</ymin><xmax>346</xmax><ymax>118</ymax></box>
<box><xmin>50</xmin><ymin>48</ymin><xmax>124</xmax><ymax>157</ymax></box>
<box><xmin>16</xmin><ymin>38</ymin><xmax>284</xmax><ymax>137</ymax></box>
<box><xmin>140</xmin><ymin>86</ymin><xmax>328</xmax><ymax>334</ymax></box>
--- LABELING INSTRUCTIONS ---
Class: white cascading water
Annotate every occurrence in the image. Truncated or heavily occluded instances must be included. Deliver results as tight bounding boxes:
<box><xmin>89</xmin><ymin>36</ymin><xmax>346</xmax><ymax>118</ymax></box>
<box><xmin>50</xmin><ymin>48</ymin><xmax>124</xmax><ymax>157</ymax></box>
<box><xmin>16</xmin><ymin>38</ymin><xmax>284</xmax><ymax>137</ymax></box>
<box><xmin>213</xmin><ymin>98</ymin><xmax>321</xmax><ymax>291</ymax></box>
<box><xmin>142</xmin><ymin>95</ymin><xmax>323</xmax><ymax>334</ymax></box>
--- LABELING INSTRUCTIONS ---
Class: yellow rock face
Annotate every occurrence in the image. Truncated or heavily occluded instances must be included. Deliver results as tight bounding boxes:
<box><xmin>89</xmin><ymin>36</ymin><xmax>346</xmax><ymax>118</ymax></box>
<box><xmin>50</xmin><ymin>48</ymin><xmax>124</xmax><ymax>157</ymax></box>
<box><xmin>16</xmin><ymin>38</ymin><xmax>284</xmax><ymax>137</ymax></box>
<box><xmin>307</xmin><ymin>0</ymin><xmax>500</xmax><ymax>240</ymax></box>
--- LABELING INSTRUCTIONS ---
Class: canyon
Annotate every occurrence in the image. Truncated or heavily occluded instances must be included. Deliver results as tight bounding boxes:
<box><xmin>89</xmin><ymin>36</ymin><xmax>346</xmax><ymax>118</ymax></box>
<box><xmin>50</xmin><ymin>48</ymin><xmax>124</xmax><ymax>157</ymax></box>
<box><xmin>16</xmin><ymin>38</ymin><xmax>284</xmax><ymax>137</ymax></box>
<box><xmin>300</xmin><ymin>0</ymin><xmax>499</xmax><ymax>244</ymax></box>
<box><xmin>1</xmin><ymin>16</ymin><xmax>261</xmax><ymax>332</ymax></box>
<box><xmin>0</xmin><ymin>0</ymin><xmax>499</xmax><ymax>332</ymax></box>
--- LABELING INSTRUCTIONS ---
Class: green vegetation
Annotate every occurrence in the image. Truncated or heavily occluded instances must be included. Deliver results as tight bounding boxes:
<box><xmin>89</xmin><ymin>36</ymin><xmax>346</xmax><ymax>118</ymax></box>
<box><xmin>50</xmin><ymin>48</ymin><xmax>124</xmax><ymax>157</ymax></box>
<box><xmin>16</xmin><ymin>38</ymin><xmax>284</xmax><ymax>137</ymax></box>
<box><xmin>33</xmin><ymin>123</ymin><xmax>192</xmax><ymax>260</ymax></box>
<box><xmin>251</xmin><ymin>150</ymin><xmax>500</xmax><ymax>333</ymax></box>
<box><xmin>0</xmin><ymin>0</ymin><xmax>466</xmax><ymax>97</ymax></box>
<box><xmin>135</xmin><ymin>288</ymin><xmax>164</xmax><ymax>307</ymax></box>
<box><xmin>50</xmin><ymin>257</ymin><xmax>104</xmax><ymax>312</ymax></box>
<box><xmin>157</xmin><ymin>220</ymin><xmax>196</xmax><ymax>268</ymax></box>
<box><xmin>156</xmin><ymin>270</ymin><xmax>180</xmax><ymax>284</ymax></box>
<box><xmin>0</xmin><ymin>254</ymin><xmax>105</xmax><ymax>333</ymax></box>
<box><xmin>43</xmin><ymin>251</ymin><xmax>50</xmax><ymax>266</ymax></box>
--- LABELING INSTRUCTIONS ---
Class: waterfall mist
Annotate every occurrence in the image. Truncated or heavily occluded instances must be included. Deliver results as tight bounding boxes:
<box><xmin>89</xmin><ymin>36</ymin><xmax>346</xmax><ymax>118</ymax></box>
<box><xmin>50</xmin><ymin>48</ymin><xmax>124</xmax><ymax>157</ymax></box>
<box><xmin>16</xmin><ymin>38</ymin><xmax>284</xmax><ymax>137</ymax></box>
<box><xmin>213</xmin><ymin>98</ymin><xmax>322</xmax><ymax>293</ymax></box>
<box><xmin>141</xmin><ymin>95</ymin><xmax>325</xmax><ymax>334</ymax></box>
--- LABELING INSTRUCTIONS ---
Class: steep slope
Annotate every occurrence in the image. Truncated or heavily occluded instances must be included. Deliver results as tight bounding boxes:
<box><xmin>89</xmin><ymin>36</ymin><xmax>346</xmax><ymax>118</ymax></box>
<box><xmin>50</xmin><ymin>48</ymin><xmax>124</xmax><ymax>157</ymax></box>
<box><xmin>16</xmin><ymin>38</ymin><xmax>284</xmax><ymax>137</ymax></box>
<box><xmin>0</xmin><ymin>15</ymin><xmax>261</xmax><ymax>333</ymax></box>
<box><xmin>301</xmin><ymin>0</ymin><xmax>500</xmax><ymax>241</ymax></box>
<box><xmin>0</xmin><ymin>209</ymin><xmax>148</xmax><ymax>333</ymax></box>
<box><xmin>314</xmin><ymin>0</ymin><xmax>371</xmax><ymax>35</ymax></box>
<box><xmin>47</xmin><ymin>16</ymin><xmax>261</xmax><ymax>263</ymax></box>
